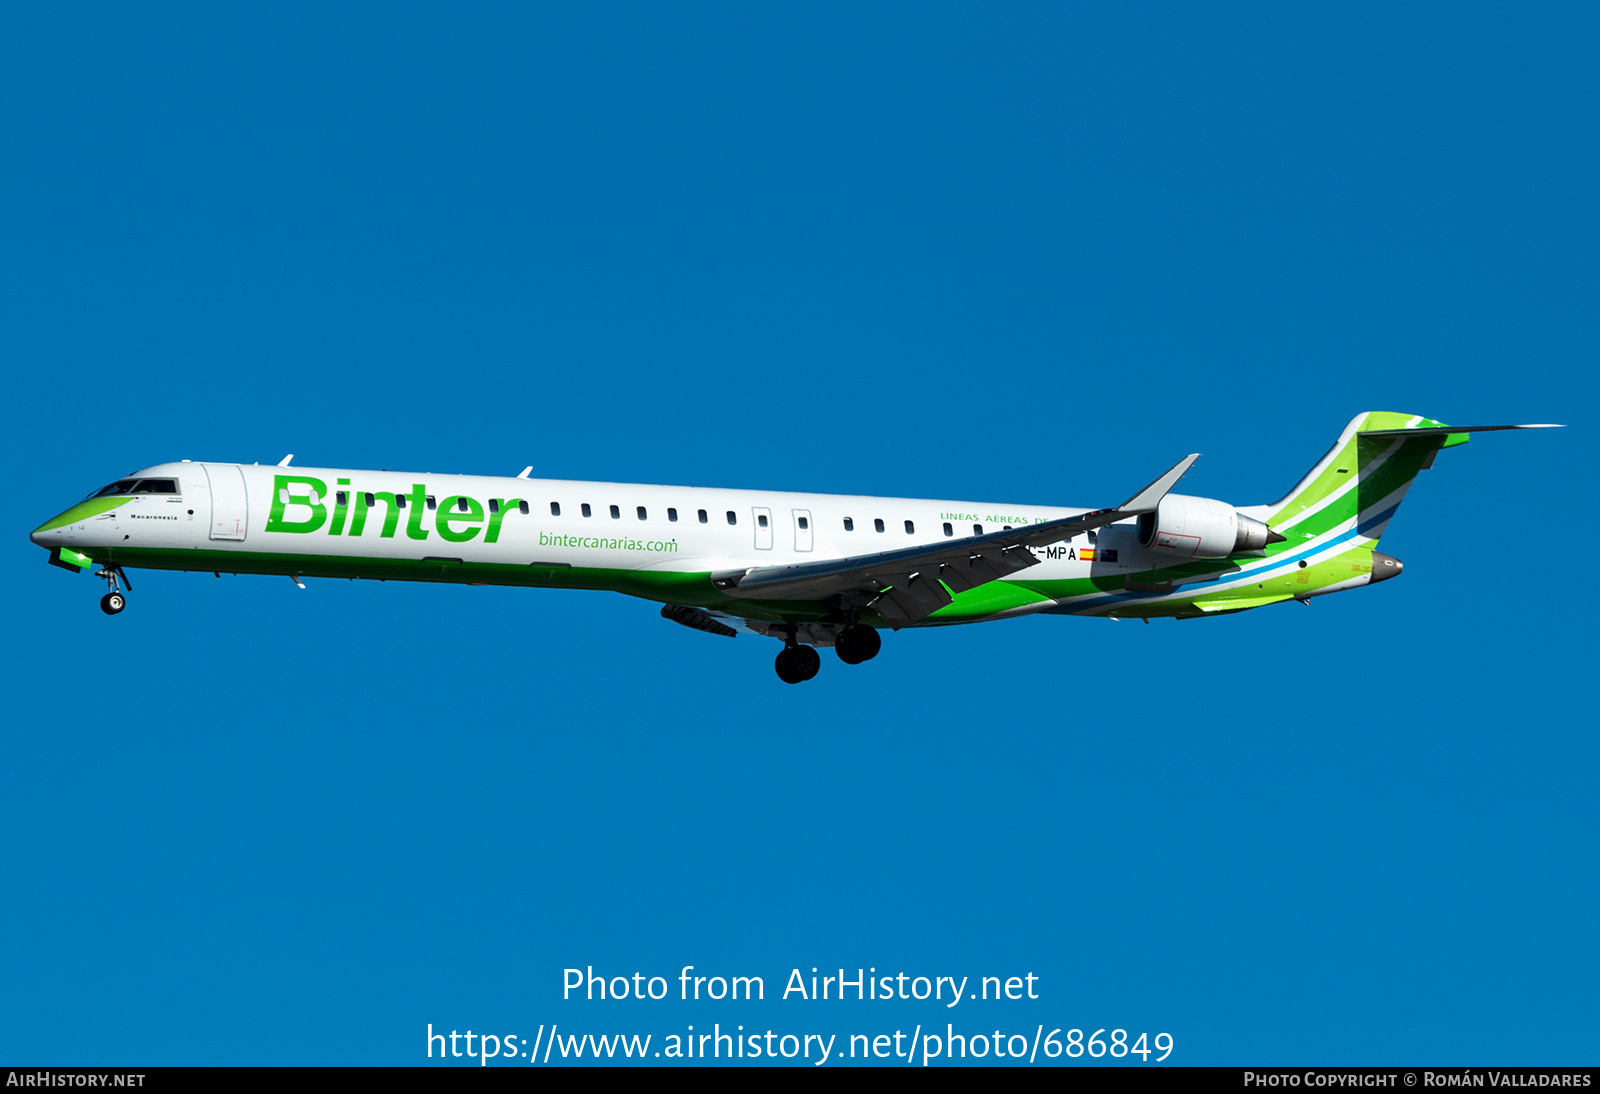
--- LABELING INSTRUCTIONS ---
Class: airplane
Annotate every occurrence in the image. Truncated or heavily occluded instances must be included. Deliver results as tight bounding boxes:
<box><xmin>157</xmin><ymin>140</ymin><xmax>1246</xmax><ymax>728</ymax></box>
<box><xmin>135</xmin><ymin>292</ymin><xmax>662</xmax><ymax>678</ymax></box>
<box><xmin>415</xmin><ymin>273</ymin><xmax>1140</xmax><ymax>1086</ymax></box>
<box><xmin>30</xmin><ymin>412</ymin><xmax>1558</xmax><ymax>683</ymax></box>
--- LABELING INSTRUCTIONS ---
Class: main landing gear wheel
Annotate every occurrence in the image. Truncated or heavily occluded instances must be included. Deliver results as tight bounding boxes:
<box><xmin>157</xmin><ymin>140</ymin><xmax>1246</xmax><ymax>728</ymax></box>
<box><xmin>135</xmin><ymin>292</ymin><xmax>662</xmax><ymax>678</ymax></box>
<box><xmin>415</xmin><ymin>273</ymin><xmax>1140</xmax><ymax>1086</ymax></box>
<box><xmin>774</xmin><ymin>644</ymin><xmax>821</xmax><ymax>684</ymax></box>
<box><xmin>100</xmin><ymin>592</ymin><xmax>125</xmax><ymax>615</ymax></box>
<box><xmin>834</xmin><ymin>624</ymin><xmax>881</xmax><ymax>664</ymax></box>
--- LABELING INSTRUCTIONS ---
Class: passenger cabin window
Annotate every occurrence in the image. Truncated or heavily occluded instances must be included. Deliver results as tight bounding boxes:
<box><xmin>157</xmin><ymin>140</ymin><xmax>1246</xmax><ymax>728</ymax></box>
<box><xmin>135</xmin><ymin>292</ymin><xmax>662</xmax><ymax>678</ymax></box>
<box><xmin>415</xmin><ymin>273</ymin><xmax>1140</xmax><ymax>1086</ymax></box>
<box><xmin>668</xmin><ymin>508</ymin><xmax>678</xmax><ymax>522</ymax></box>
<box><xmin>874</xmin><ymin>518</ymin><xmax>885</xmax><ymax>533</ymax></box>
<box><xmin>757</xmin><ymin>513</ymin><xmax>768</xmax><ymax>528</ymax></box>
<box><xmin>336</xmin><ymin>491</ymin><xmax>348</xmax><ymax>506</ymax></box>
<box><xmin>697</xmin><ymin>509</ymin><xmax>708</xmax><ymax>524</ymax></box>
<box><xmin>905</xmin><ymin>520</ymin><xmax>915</xmax><ymax>534</ymax></box>
<box><xmin>395</xmin><ymin>494</ymin><xmax>406</xmax><ymax>509</ymax></box>
<box><xmin>973</xmin><ymin>524</ymin><xmax>983</xmax><ymax>536</ymax></box>
<box><xmin>489</xmin><ymin>499</ymin><xmax>500</xmax><ymax>514</ymax></box>
<box><xmin>550</xmin><ymin>502</ymin><xmax>561</xmax><ymax>516</ymax></box>
<box><xmin>844</xmin><ymin>517</ymin><xmax>854</xmax><ymax>531</ymax></box>
<box><xmin>726</xmin><ymin>511</ymin><xmax>736</xmax><ymax>525</ymax></box>
<box><xmin>364</xmin><ymin>492</ymin><xmax>376</xmax><ymax>507</ymax></box>
<box><xmin>942</xmin><ymin>522</ymin><xmax>952</xmax><ymax>536</ymax></box>
<box><xmin>457</xmin><ymin>497</ymin><xmax>471</xmax><ymax>512</ymax></box>
<box><xmin>518</xmin><ymin>501</ymin><xmax>529</xmax><ymax>515</ymax></box>
<box><xmin>581</xmin><ymin>503</ymin><xmax>592</xmax><ymax>517</ymax></box>
<box><xmin>426</xmin><ymin>496</ymin><xmax>437</xmax><ymax>510</ymax></box>
<box><xmin>798</xmin><ymin>516</ymin><xmax>808</xmax><ymax>530</ymax></box>
<box><xmin>637</xmin><ymin>506</ymin><xmax>647</xmax><ymax>520</ymax></box>
<box><xmin>610</xmin><ymin>504</ymin><xmax>621</xmax><ymax>519</ymax></box>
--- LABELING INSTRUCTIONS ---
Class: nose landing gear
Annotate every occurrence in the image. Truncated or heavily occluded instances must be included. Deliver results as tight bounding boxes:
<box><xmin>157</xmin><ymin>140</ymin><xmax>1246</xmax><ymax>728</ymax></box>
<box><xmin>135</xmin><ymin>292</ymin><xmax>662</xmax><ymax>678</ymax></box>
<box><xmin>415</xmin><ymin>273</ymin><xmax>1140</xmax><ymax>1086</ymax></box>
<box><xmin>95</xmin><ymin>566</ymin><xmax>131</xmax><ymax>616</ymax></box>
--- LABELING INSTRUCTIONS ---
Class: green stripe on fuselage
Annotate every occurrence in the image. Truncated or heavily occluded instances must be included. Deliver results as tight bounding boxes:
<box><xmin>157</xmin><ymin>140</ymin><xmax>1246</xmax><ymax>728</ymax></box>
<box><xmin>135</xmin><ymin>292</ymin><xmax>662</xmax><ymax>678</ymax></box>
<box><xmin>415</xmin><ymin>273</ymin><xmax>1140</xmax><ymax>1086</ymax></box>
<box><xmin>101</xmin><ymin>545</ymin><xmax>1101</xmax><ymax>628</ymax></box>
<box><xmin>33</xmin><ymin>496</ymin><xmax>131</xmax><ymax>534</ymax></box>
<box><xmin>97</xmin><ymin>546</ymin><xmax>865</xmax><ymax>625</ymax></box>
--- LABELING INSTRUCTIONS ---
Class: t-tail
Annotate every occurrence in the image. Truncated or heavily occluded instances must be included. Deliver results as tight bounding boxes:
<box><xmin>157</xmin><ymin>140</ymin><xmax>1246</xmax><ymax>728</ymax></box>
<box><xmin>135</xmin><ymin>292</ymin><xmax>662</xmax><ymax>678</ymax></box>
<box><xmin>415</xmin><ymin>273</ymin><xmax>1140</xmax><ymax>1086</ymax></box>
<box><xmin>1240</xmin><ymin>413</ymin><xmax>1561</xmax><ymax>569</ymax></box>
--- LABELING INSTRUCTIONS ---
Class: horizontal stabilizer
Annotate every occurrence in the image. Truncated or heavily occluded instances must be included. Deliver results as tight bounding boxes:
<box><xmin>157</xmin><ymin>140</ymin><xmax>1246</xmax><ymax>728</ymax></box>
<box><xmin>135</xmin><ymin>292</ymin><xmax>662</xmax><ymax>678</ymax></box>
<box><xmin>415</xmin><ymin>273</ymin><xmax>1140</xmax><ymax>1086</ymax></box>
<box><xmin>1358</xmin><ymin>424</ymin><xmax>1563</xmax><ymax>436</ymax></box>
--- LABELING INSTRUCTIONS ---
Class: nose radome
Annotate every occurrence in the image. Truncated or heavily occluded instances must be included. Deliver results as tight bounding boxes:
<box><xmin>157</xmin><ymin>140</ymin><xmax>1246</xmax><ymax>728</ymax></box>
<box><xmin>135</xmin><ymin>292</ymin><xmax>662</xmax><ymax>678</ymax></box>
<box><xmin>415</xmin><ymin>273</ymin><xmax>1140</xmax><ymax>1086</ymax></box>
<box><xmin>1369</xmin><ymin>552</ymin><xmax>1404</xmax><ymax>584</ymax></box>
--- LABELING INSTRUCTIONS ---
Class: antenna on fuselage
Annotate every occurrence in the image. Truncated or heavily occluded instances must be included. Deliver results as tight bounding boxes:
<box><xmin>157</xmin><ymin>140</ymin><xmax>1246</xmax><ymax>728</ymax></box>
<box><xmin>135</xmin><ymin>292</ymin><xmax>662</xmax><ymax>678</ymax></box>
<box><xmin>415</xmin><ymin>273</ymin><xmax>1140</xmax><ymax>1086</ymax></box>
<box><xmin>517</xmin><ymin>466</ymin><xmax>532</xmax><ymax>479</ymax></box>
<box><xmin>277</xmin><ymin>454</ymin><xmax>294</xmax><ymax>466</ymax></box>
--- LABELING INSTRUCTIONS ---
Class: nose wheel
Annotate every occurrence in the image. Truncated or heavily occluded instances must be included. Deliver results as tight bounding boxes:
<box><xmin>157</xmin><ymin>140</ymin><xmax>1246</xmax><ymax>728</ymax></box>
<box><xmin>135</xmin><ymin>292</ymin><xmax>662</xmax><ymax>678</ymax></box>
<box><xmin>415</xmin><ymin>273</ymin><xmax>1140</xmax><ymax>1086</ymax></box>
<box><xmin>774</xmin><ymin>644</ymin><xmax>820</xmax><ymax>684</ymax></box>
<box><xmin>94</xmin><ymin>566</ymin><xmax>132</xmax><ymax>616</ymax></box>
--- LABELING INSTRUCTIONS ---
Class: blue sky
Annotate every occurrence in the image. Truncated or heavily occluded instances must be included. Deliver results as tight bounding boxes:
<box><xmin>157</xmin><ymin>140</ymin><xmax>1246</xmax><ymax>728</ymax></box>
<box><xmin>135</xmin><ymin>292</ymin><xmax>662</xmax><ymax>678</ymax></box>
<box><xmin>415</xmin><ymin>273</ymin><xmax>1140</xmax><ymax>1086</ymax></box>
<box><xmin>2</xmin><ymin>3</ymin><xmax>1594</xmax><ymax>1066</ymax></box>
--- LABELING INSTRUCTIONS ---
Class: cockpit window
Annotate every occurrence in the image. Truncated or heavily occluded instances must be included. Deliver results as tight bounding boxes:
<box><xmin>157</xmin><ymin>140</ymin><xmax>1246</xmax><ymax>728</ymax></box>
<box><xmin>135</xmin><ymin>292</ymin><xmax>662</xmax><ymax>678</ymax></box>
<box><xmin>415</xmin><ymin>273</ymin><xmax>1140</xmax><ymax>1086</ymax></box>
<box><xmin>88</xmin><ymin>480</ymin><xmax>139</xmax><ymax>499</ymax></box>
<box><xmin>85</xmin><ymin>477</ymin><xmax>180</xmax><ymax>500</ymax></box>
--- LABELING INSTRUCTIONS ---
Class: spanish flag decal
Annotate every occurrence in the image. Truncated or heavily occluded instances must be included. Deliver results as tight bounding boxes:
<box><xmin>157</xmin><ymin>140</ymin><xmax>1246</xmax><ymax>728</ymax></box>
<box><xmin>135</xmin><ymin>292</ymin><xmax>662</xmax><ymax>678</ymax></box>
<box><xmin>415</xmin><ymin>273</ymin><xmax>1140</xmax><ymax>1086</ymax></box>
<box><xmin>1079</xmin><ymin>548</ymin><xmax>1095</xmax><ymax>561</ymax></box>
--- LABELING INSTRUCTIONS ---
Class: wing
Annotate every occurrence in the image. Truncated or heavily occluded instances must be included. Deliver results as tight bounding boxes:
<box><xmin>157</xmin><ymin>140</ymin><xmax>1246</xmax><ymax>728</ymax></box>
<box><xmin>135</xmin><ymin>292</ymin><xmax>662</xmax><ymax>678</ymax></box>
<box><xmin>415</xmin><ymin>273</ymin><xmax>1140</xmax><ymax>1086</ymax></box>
<box><xmin>710</xmin><ymin>453</ymin><xmax>1200</xmax><ymax>627</ymax></box>
<box><xmin>659</xmin><ymin>604</ymin><xmax>847</xmax><ymax>648</ymax></box>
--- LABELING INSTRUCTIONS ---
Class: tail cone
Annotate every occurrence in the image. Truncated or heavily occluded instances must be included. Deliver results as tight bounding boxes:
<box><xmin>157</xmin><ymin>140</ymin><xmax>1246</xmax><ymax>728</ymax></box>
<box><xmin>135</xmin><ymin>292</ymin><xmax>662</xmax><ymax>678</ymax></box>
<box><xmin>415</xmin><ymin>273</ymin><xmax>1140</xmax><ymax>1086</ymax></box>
<box><xmin>1369</xmin><ymin>552</ymin><xmax>1404</xmax><ymax>584</ymax></box>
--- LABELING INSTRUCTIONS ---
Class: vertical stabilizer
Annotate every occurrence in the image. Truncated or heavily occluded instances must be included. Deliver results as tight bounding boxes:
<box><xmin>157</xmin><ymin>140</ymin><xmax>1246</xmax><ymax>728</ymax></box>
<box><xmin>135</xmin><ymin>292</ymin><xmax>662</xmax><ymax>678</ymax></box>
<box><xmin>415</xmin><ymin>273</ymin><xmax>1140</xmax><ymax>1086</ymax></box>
<box><xmin>1243</xmin><ymin>412</ymin><xmax>1457</xmax><ymax>547</ymax></box>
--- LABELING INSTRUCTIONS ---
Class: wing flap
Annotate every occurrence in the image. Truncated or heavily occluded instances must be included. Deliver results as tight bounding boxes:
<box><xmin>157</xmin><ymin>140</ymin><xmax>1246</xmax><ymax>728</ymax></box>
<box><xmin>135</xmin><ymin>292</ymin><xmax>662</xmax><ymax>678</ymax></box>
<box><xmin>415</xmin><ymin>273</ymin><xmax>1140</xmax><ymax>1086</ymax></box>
<box><xmin>660</xmin><ymin>604</ymin><xmax>738</xmax><ymax>637</ymax></box>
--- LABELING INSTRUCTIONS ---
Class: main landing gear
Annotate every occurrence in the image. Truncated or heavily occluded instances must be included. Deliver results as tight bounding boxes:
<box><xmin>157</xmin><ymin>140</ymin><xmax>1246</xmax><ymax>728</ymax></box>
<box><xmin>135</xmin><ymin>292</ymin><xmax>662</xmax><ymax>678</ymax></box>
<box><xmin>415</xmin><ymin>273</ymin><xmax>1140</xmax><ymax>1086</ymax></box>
<box><xmin>834</xmin><ymin>624</ymin><xmax>881</xmax><ymax>665</ymax></box>
<box><xmin>95</xmin><ymin>566</ymin><xmax>131</xmax><ymax>615</ymax></box>
<box><xmin>772</xmin><ymin>624</ymin><xmax>882</xmax><ymax>683</ymax></box>
<box><xmin>774</xmin><ymin>643</ymin><xmax>820</xmax><ymax>685</ymax></box>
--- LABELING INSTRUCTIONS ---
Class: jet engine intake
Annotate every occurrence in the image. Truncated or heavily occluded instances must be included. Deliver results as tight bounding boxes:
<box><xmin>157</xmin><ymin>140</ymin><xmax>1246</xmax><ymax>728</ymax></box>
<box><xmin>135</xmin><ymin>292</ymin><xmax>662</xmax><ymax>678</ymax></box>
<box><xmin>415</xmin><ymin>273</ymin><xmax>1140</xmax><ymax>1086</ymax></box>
<box><xmin>1136</xmin><ymin>493</ymin><xmax>1280</xmax><ymax>558</ymax></box>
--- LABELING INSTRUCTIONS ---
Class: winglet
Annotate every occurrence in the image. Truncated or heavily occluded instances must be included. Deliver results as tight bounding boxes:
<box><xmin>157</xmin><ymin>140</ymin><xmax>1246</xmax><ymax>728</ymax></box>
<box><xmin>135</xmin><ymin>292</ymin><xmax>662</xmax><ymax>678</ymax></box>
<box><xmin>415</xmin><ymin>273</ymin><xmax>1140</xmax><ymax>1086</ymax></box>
<box><xmin>1118</xmin><ymin>453</ymin><xmax>1200</xmax><ymax>513</ymax></box>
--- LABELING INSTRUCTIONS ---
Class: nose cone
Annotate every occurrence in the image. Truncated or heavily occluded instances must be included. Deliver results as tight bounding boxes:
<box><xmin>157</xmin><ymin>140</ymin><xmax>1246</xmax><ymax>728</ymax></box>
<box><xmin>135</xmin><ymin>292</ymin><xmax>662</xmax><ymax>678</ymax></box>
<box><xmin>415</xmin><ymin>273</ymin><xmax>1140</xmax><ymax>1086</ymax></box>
<box><xmin>1369</xmin><ymin>551</ymin><xmax>1404</xmax><ymax>584</ymax></box>
<box><xmin>32</xmin><ymin>496</ymin><xmax>129</xmax><ymax>547</ymax></box>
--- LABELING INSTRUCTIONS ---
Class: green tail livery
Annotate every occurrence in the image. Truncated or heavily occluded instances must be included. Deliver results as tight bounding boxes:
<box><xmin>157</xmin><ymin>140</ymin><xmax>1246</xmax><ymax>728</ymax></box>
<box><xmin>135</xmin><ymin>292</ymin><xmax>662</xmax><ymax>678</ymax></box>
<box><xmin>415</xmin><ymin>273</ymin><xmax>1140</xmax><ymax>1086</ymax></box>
<box><xmin>31</xmin><ymin>412</ymin><xmax>1559</xmax><ymax>683</ymax></box>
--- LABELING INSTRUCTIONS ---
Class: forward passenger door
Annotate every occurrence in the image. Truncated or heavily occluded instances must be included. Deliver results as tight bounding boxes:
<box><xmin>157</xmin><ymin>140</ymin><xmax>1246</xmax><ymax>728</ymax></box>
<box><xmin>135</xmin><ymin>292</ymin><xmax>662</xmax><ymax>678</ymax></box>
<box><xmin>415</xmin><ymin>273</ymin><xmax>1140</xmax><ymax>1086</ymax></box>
<box><xmin>204</xmin><ymin>464</ymin><xmax>249</xmax><ymax>541</ymax></box>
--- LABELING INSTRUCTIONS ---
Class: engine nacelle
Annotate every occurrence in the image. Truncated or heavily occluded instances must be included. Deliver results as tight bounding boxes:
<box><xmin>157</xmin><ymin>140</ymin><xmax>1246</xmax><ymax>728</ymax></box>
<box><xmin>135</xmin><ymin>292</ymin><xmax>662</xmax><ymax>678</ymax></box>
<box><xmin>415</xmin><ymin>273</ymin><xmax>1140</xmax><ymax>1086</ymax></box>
<box><xmin>1136</xmin><ymin>493</ymin><xmax>1275</xmax><ymax>558</ymax></box>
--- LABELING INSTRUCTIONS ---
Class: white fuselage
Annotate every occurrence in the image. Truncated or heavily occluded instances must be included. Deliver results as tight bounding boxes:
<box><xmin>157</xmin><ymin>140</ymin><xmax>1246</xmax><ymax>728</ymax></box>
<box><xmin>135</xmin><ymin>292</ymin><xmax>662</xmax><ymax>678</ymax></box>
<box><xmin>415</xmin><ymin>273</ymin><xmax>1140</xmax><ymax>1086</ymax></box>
<box><xmin>44</xmin><ymin>460</ymin><xmax>1131</xmax><ymax>591</ymax></box>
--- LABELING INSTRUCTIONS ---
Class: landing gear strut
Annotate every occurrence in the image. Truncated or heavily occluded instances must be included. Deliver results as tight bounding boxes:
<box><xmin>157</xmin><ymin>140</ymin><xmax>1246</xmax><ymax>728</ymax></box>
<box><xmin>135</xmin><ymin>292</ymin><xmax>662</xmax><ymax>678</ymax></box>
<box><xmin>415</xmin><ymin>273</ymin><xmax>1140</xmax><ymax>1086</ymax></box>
<box><xmin>835</xmin><ymin>624</ymin><xmax>881</xmax><ymax>664</ymax></box>
<box><xmin>95</xmin><ymin>566</ymin><xmax>130</xmax><ymax>616</ymax></box>
<box><xmin>774</xmin><ymin>643</ymin><xmax>821</xmax><ymax>684</ymax></box>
